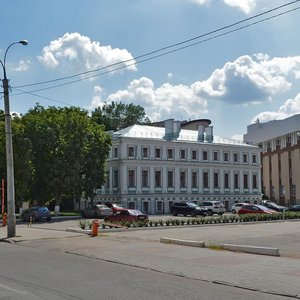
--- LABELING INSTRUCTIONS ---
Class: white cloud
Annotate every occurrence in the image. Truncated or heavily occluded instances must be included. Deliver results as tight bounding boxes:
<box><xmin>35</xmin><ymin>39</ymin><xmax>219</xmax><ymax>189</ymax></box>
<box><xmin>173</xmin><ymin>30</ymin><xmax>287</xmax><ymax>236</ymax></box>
<box><xmin>13</xmin><ymin>59</ymin><xmax>30</xmax><ymax>72</ymax></box>
<box><xmin>38</xmin><ymin>32</ymin><xmax>136</xmax><ymax>74</ymax></box>
<box><xmin>251</xmin><ymin>93</ymin><xmax>300</xmax><ymax>123</ymax></box>
<box><xmin>193</xmin><ymin>54</ymin><xmax>300</xmax><ymax>104</ymax></box>
<box><xmin>223</xmin><ymin>0</ymin><xmax>256</xmax><ymax>14</ymax></box>
<box><xmin>90</xmin><ymin>77</ymin><xmax>208</xmax><ymax>121</ymax></box>
<box><xmin>190</xmin><ymin>0</ymin><xmax>210</xmax><ymax>5</ymax></box>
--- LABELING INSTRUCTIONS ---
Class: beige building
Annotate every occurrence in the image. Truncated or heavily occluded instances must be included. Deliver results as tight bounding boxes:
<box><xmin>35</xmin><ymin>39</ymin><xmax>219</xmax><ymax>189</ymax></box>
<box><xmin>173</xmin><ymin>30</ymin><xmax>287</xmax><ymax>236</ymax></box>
<box><xmin>243</xmin><ymin>114</ymin><xmax>300</xmax><ymax>206</ymax></box>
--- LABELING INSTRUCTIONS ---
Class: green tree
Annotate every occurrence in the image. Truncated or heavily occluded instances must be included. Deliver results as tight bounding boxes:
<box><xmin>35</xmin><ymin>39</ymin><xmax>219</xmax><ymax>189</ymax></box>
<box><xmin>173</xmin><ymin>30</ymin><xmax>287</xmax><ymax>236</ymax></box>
<box><xmin>91</xmin><ymin>101</ymin><xmax>150</xmax><ymax>131</ymax></box>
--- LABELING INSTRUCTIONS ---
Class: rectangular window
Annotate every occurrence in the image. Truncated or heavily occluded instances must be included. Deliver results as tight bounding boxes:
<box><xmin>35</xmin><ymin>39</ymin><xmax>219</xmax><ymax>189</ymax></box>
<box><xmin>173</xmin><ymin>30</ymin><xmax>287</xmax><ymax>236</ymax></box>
<box><xmin>155</xmin><ymin>148</ymin><xmax>161</xmax><ymax>159</ymax></box>
<box><xmin>234</xmin><ymin>173</ymin><xmax>239</xmax><ymax>189</ymax></box>
<box><xmin>233</xmin><ymin>153</ymin><xmax>239</xmax><ymax>163</ymax></box>
<box><xmin>203</xmin><ymin>172</ymin><xmax>209</xmax><ymax>188</ymax></box>
<box><xmin>203</xmin><ymin>151</ymin><xmax>208</xmax><ymax>161</ymax></box>
<box><xmin>180</xmin><ymin>172</ymin><xmax>186</xmax><ymax>188</ymax></box>
<box><xmin>213</xmin><ymin>151</ymin><xmax>218</xmax><ymax>161</ymax></box>
<box><xmin>252</xmin><ymin>154</ymin><xmax>257</xmax><ymax>164</ymax></box>
<box><xmin>192</xmin><ymin>150</ymin><xmax>197</xmax><ymax>160</ymax></box>
<box><xmin>128</xmin><ymin>170</ymin><xmax>135</xmax><ymax>187</ymax></box>
<box><xmin>244</xmin><ymin>174</ymin><xmax>248</xmax><ymax>189</ymax></box>
<box><xmin>291</xmin><ymin>184</ymin><xmax>296</xmax><ymax>196</ymax></box>
<box><xmin>224</xmin><ymin>152</ymin><xmax>229</xmax><ymax>162</ymax></box>
<box><xmin>213</xmin><ymin>172</ymin><xmax>219</xmax><ymax>188</ymax></box>
<box><xmin>155</xmin><ymin>171</ymin><xmax>162</xmax><ymax>187</ymax></box>
<box><xmin>142</xmin><ymin>170</ymin><xmax>149</xmax><ymax>187</ymax></box>
<box><xmin>128</xmin><ymin>146</ymin><xmax>135</xmax><ymax>158</ymax></box>
<box><xmin>142</xmin><ymin>147</ymin><xmax>149</xmax><ymax>158</ymax></box>
<box><xmin>113</xmin><ymin>147</ymin><xmax>118</xmax><ymax>158</ymax></box>
<box><xmin>243</xmin><ymin>154</ymin><xmax>248</xmax><ymax>163</ymax></box>
<box><xmin>113</xmin><ymin>170</ymin><xmax>118</xmax><ymax>188</ymax></box>
<box><xmin>167</xmin><ymin>171</ymin><xmax>174</xmax><ymax>187</ymax></box>
<box><xmin>192</xmin><ymin>171</ymin><xmax>198</xmax><ymax>188</ymax></box>
<box><xmin>252</xmin><ymin>174</ymin><xmax>257</xmax><ymax>189</ymax></box>
<box><xmin>167</xmin><ymin>148</ymin><xmax>173</xmax><ymax>159</ymax></box>
<box><xmin>224</xmin><ymin>173</ymin><xmax>229</xmax><ymax>188</ymax></box>
<box><xmin>180</xmin><ymin>149</ymin><xmax>186</xmax><ymax>159</ymax></box>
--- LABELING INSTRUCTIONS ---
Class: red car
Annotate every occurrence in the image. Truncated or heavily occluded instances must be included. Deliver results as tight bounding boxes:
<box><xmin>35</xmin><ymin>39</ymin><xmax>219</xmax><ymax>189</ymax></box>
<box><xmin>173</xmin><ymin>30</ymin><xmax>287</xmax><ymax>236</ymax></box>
<box><xmin>104</xmin><ymin>209</ymin><xmax>148</xmax><ymax>223</ymax></box>
<box><xmin>104</xmin><ymin>202</ymin><xmax>125</xmax><ymax>213</ymax></box>
<box><xmin>238</xmin><ymin>204</ymin><xmax>276</xmax><ymax>215</ymax></box>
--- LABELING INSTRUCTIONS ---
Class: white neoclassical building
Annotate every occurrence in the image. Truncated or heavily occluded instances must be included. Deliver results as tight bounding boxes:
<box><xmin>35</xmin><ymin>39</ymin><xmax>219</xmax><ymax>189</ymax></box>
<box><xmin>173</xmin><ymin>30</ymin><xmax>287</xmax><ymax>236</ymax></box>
<box><xmin>97</xmin><ymin>119</ymin><xmax>262</xmax><ymax>214</ymax></box>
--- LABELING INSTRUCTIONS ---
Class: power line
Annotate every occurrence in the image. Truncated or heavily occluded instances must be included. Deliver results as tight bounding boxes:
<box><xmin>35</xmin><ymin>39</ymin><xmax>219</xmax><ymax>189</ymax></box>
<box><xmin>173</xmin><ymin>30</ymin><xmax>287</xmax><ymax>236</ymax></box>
<box><xmin>13</xmin><ymin>0</ymin><xmax>300</xmax><ymax>91</ymax></box>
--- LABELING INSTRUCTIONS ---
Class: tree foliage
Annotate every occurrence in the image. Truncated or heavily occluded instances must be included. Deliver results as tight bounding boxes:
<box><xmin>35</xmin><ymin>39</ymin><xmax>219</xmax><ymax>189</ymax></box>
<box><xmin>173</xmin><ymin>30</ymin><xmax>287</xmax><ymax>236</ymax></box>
<box><xmin>91</xmin><ymin>101</ymin><xmax>150</xmax><ymax>131</ymax></box>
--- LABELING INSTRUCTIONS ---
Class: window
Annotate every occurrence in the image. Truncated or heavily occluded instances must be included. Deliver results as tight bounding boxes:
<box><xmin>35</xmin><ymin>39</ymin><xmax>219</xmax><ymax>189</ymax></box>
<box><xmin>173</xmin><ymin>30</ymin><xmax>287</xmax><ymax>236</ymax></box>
<box><xmin>167</xmin><ymin>148</ymin><xmax>173</xmax><ymax>159</ymax></box>
<box><xmin>203</xmin><ymin>151</ymin><xmax>208</xmax><ymax>161</ymax></box>
<box><xmin>224</xmin><ymin>152</ymin><xmax>229</xmax><ymax>162</ymax></box>
<box><xmin>213</xmin><ymin>172</ymin><xmax>219</xmax><ymax>188</ymax></box>
<box><xmin>113</xmin><ymin>170</ymin><xmax>118</xmax><ymax>188</ymax></box>
<box><xmin>243</xmin><ymin>154</ymin><xmax>248</xmax><ymax>163</ymax></box>
<box><xmin>113</xmin><ymin>147</ymin><xmax>118</xmax><ymax>158</ymax></box>
<box><xmin>203</xmin><ymin>172</ymin><xmax>209</xmax><ymax>188</ymax></box>
<box><xmin>243</xmin><ymin>174</ymin><xmax>248</xmax><ymax>189</ymax></box>
<box><xmin>234</xmin><ymin>173</ymin><xmax>239</xmax><ymax>189</ymax></box>
<box><xmin>252</xmin><ymin>154</ymin><xmax>257</xmax><ymax>164</ymax></box>
<box><xmin>155</xmin><ymin>171</ymin><xmax>162</xmax><ymax>187</ymax></box>
<box><xmin>192</xmin><ymin>150</ymin><xmax>197</xmax><ymax>160</ymax></box>
<box><xmin>291</xmin><ymin>184</ymin><xmax>296</xmax><ymax>196</ymax></box>
<box><xmin>128</xmin><ymin>170</ymin><xmax>135</xmax><ymax>187</ymax></box>
<box><xmin>192</xmin><ymin>171</ymin><xmax>198</xmax><ymax>188</ymax></box>
<box><xmin>142</xmin><ymin>170</ymin><xmax>149</xmax><ymax>187</ymax></box>
<box><xmin>167</xmin><ymin>171</ymin><xmax>174</xmax><ymax>187</ymax></box>
<box><xmin>213</xmin><ymin>151</ymin><xmax>218</xmax><ymax>161</ymax></box>
<box><xmin>233</xmin><ymin>153</ymin><xmax>239</xmax><ymax>163</ymax></box>
<box><xmin>280</xmin><ymin>185</ymin><xmax>285</xmax><ymax>196</ymax></box>
<box><xmin>128</xmin><ymin>146</ymin><xmax>135</xmax><ymax>158</ymax></box>
<box><xmin>142</xmin><ymin>147</ymin><xmax>149</xmax><ymax>158</ymax></box>
<box><xmin>180</xmin><ymin>149</ymin><xmax>186</xmax><ymax>159</ymax></box>
<box><xmin>180</xmin><ymin>172</ymin><xmax>187</xmax><ymax>188</ymax></box>
<box><xmin>155</xmin><ymin>148</ymin><xmax>161</xmax><ymax>159</ymax></box>
<box><xmin>252</xmin><ymin>174</ymin><xmax>257</xmax><ymax>189</ymax></box>
<box><xmin>224</xmin><ymin>173</ymin><xmax>229</xmax><ymax>188</ymax></box>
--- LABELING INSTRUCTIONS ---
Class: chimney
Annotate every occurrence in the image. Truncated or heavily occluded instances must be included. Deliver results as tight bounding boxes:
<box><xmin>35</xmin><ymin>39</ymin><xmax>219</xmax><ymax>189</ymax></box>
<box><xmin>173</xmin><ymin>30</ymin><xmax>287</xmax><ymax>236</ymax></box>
<box><xmin>198</xmin><ymin>125</ymin><xmax>205</xmax><ymax>142</ymax></box>
<box><xmin>164</xmin><ymin>119</ymin><xmax>181</xmax><ymax>140</ymax></box>
<box><xmin>205</xmin><ymin>126</ymin><xmax>214</xmax><ymax>143</ymax></box>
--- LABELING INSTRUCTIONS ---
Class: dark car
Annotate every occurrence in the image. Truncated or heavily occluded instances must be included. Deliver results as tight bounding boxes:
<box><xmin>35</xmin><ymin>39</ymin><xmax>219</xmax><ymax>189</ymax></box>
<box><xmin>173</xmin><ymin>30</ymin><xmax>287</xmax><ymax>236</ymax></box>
<box><xmin>81</xmin><ymin>204</ymin><xmax>113</xmax><ymax>219</ymax></box>
<box><xmin>171</xmin><ymin>202</ymin><xmax>208</xmax><ymax>217</ymax></box>
<box><xmin>21</xmin><ymin>206</ymin><xmax>52</xmax><ymax>222</ymax></box>
<box><xmin>104</xmin><ymin>209</ymin><xmax>148</xmax><ymax>223</ymax></box>
<box><xmin>286</xmin><ymin>204</ymin><xmax>300</xmax><ymax>212</ymax></box>
<box><xmin>262</xmin><ymin>201</ymin><xmax>286</xmax><ymax>212</ymax></box>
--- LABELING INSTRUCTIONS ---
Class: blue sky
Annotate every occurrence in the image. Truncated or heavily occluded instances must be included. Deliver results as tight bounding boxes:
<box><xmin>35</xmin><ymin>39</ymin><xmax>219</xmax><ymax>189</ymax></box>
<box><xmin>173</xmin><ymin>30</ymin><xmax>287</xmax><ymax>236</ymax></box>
<box><xmin>1</xmin><ymin>0</ymin><xmax>300</xmax><ymax>139</ymax></box>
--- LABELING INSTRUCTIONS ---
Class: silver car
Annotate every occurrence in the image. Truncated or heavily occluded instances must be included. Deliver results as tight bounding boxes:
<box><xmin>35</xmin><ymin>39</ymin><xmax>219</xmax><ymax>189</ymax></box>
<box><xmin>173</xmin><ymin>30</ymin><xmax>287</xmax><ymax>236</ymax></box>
<box><xmin>81</xmin><ymin>204</ymin><xmax>113</xmax><ymax>218</ymax></box>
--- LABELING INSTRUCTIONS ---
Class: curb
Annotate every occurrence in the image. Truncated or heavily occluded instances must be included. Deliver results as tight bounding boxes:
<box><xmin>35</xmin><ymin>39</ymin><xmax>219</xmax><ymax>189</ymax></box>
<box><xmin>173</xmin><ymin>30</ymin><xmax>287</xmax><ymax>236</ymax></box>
<box><xmin>160</xmin><ymin>237</ymin><xmax>205</xmax><ymax>247</ymax></box>
<box><xmin>220</xmin><ymin>243</ymin><xmax>280</xmax><ymax>256</ymax></box>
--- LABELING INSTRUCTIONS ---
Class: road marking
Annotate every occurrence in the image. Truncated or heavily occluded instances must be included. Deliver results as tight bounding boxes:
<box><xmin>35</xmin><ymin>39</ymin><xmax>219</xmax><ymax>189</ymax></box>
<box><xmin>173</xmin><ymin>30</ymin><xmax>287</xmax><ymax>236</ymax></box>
<box><xmin>0</xmin><ymin>282</ymin><xmax>28</xmax><ymax>295</ymax></box>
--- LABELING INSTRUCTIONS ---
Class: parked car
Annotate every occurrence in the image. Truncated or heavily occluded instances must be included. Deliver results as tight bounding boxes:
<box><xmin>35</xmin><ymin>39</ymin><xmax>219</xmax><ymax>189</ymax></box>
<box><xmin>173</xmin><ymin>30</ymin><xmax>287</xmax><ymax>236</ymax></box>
<box><xmin>104</xmin><ymin>202</ymin><xmax>124</xmax><ymax>213</ymax></box>
<box><xmin>198</xmin><ymin>201</ymin><xmax>226</xmax><ymax>216</ymax></box>
<box><xmin>238</xmin><ymin>204</ymin><xmax>277</xmax><ymax>215</ymax></box>
<box><xmin>231</xmin><ymin>203</ymin><xmax>248</xmax><ymax>214</ymax></box>
<box><xmin>21</xmin><ymin>206</ymin><xmax>52</xmax><ymax>222</ymax></box>
<box><xmin>286</xmin><ymin>204</ymin><xmax>300</xmax><ymax>212</ymax></box>
<box><xmin>171</xmin><ymin>202</ymin><xmax>208</xmax><ymax>217</ymax></box>
<box><xmin>104</xmin><ymin>209</ymin><xmax>148</xmax><ymax>223</ymax></box>
<box><xmin>262</xmin><ymin>201</ymin><xmax>286</xmax><ymax>212</ymax></box>
<box><xmin>81</xmin><ymin>204</ymin><xmax>113</xmax><ymax>218</ymax></box>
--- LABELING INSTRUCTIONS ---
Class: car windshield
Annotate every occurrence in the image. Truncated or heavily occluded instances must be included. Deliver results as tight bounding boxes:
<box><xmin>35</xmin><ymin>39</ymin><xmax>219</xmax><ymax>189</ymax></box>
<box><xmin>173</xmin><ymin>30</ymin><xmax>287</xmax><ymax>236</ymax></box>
<box><xmin>38</xmin><ymin>207</ymin><xmax>49</xmax><ymax>212</ymax></box>
<box><xmin>188</xmin><ymin>203</ymin><xmax>198</xmax><ymax>208</ymax></box>
<box><xmin>128</xmin><ymin>210</ymin><xmax>143</xmax><ymax>215</ymax></box>
<box><xmin>256</xmin><ymin>205</ymin><xmax>269</xmax><ymax>210</ymax></box>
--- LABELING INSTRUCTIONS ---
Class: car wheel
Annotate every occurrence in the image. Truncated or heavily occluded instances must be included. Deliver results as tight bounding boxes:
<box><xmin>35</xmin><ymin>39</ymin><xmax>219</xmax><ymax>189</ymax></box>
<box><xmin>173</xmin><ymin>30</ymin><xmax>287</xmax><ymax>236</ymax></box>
<box><xmin>47</xmin><ymin>216</ymin><xmax>52</xmax><ymax>222</ymax></box>
<box><xmin>231</xmin><ymin>209</ymin><xmax>236</xmax><ymax>214</ymax></box>
<box><xmin>207</xmin><ymin>210</ymin><xmax>213</xmax><ymax>216</ymax></box>
<box><xmin>218</xmin><ymin>212</ymin><xmax>224</xmax><ymax>216</ymax></box>
<box><xmin>172</xmin><ymin>212</ymin><xmax>177</xmax><ymax>216</ymax></box>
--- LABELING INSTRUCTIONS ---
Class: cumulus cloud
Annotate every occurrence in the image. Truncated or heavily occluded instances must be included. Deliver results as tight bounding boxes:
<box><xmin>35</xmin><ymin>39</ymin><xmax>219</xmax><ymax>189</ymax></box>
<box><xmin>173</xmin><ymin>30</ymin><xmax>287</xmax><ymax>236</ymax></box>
<box><xmin>251</xmin><ymin>93</ymin><xmax>300</xmax><ymax>123</ymax></box>
<box><xmin>190</xmin><ymin>0</ymin><xmax>210</xmax><ymax>5</ymax></box>
<box><xmin>223</xmin><ymin>0</ymin><xmax>256</xmax><ymax>14</ymax></box>
<box><xmin>13</xmin><ymin>59</ymin><xmax>30</xmax><ymax>72</ymax></box>
<box><xmin>89</xmin><ymin>77</ymin><xmax>208</xmax><ymax>121</ymax></box>
<box><xmin>193</xmin><ymin>54</ymin><xmax>300</xmax><ymax>104</ymax></box>
<box><xmin>38</xmin><ymin>32</ymin><xmax>136</xmax><ymax>74</ymax></box>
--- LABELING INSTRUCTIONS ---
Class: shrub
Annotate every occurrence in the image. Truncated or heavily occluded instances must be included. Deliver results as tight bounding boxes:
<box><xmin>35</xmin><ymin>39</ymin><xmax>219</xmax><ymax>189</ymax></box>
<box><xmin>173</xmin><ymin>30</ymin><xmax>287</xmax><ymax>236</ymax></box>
<box><xmin>180</xmin><ymin>219</ymin><xmax>185</xmax><ymax>225</ymax></box>
<box><xmin>79</xmin><ymin>220</ymin><xmax>88</xmax><ymax>230</ymax></box>
<box><xmin>159</xmin><ymin>220</ymin><xmax>164</xmax><ymax>226</ymax></box>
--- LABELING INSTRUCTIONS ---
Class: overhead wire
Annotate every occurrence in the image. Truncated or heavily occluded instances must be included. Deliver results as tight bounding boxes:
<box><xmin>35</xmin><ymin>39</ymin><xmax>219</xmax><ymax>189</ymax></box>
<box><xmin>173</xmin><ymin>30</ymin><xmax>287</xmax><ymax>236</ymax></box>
<box><xmin>13</xmin><ymin>0</ymin><xmax>300</xmax><ymax>92</ymax></box>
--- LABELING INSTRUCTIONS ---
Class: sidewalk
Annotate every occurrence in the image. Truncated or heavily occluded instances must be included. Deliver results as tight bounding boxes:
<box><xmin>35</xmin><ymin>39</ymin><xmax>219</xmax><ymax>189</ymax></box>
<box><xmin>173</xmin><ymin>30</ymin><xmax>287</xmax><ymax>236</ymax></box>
<box><xmin>1</xmin><ymin>221</ymin><xmax>300</xmax><ymax>298</ymax></box>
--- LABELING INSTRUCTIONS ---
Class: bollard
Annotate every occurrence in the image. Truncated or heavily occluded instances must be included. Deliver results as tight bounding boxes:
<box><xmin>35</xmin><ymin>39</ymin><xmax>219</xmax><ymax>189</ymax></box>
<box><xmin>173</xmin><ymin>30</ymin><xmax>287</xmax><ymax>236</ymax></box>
<box><xmin>91</xmin><ymin>219</ymin><xmax>99</xmax><ymax>237</ymax></box>
<box><xmin>2</xmin><ymin>213</ymin><xmax>7</xmax><ymax>227</ymax></box>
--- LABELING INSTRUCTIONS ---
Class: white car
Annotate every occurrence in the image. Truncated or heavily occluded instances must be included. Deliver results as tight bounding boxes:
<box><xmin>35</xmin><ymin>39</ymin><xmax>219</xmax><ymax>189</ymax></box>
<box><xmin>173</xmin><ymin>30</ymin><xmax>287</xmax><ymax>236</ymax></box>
<box><xmin>231</xmin><ymin>203</ymin><xmax>248</xmax><ymax>214</ymax></box>
<box><xmin>199</xmin><ymin>201</ymin><xmax>226</xmax><ymax>216</ymax></box>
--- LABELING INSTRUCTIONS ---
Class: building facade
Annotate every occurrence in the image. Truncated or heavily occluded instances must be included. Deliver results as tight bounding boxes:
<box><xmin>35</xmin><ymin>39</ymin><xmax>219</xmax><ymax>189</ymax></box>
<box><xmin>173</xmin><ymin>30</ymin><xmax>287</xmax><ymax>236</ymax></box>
<box><xmin>97</xmin><ymin>119</ymin><xmax>262</xmax><ymax>214</ymax></box>
<box><xmin>243</xmin><ymin>114</ymin><xmax>300</xmax><ymax>206</ymax></box>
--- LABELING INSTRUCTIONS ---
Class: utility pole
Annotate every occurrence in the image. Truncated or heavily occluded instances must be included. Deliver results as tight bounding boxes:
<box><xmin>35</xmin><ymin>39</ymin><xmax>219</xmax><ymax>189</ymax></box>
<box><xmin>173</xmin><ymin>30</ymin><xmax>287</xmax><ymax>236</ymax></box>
<box><xmin>1</xmin><ymin>40</ymin><xmax>28</xmax><ymax>237</ymax></box>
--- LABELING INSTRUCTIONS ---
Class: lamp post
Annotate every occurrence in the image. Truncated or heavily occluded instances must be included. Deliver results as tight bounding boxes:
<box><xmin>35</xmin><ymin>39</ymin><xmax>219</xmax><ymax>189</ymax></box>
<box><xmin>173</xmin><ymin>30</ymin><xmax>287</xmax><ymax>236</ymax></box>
<box><xmin>0</xmin><ymin>40</ymin><xmax>28</xmax><ymax>238</ymax></box>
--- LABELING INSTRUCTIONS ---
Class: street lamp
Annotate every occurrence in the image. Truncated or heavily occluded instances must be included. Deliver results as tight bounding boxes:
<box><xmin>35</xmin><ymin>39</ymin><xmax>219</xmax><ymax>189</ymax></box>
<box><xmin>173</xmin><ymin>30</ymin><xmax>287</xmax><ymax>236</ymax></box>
<box><xmin>0</xmin><ymin>40</ymin><xmax>28</xmax><ymax>238</ymax></box>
